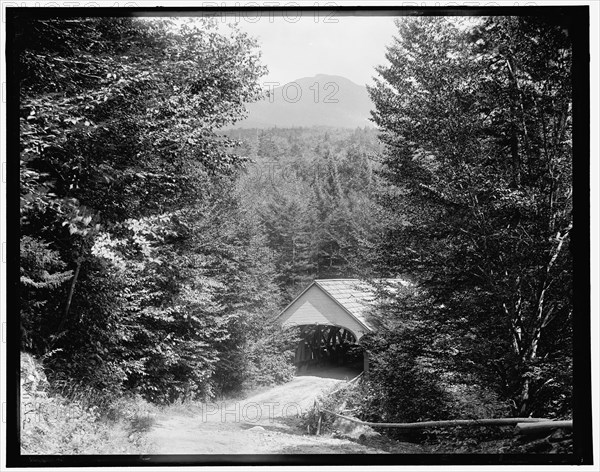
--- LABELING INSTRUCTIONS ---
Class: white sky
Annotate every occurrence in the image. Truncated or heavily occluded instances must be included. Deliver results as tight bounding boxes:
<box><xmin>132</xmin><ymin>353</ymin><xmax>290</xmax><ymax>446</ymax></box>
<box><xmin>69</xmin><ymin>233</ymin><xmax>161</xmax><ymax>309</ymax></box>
<box><xmin>219</xmin><ymin>13</ymin><xmax>399</xmax><ymax>87</ymax></box>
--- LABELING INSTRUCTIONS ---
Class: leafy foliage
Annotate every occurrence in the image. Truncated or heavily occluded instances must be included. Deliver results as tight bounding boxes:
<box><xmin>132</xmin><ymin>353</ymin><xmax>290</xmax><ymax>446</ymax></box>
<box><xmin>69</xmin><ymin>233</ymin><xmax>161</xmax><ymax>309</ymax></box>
<box><xmin>240</xmin><ymin>325</ymin><xmax>298</xmax><ymax>391</ymax></box>
<box><xmin>18</xmin><ymin>16</ymin><xmax>290</xmax><ymax>403</ymax></box>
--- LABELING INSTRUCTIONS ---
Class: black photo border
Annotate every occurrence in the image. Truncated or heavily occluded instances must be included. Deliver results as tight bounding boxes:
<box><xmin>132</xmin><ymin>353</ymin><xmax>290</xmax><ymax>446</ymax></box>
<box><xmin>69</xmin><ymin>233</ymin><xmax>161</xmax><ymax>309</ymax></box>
<box><xmin>4</xmin><ymin>3</ymin><xmax>592</xmax><ymax>468</ymax></box>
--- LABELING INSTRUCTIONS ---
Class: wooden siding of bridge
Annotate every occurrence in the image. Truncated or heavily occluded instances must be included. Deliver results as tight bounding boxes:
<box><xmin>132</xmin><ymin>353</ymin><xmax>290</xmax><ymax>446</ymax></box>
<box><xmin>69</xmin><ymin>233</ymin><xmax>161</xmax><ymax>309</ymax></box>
<box><xmin>277</xmin><ymin>284</ymin><xmax>369</xmax><ymax>341</ymax></box>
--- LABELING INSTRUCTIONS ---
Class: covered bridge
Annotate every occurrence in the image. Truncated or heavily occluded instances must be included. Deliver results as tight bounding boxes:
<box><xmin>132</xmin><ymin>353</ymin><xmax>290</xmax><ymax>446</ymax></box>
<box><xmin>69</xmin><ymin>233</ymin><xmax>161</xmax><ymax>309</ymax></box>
<box><xmin>274</xmin><ymin>278</ymin><xmax>413</xmax><ymax>375</ymax></box>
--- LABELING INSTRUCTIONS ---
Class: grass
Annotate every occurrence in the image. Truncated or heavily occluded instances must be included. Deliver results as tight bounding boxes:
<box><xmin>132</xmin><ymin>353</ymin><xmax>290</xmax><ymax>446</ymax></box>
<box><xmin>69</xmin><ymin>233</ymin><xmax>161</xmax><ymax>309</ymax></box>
<box><xmin>21</xmin><ymin>390</ymin><xmax>155</xmax><ymax>454</ymax></box>
<box><xmin>20</xmin><ymin>352</ymin><xmax>159</xmax><ymax>455</ymax></box>
<box><xmin>21</xmin><ymin>390</ymin><xmax>159</xmax><ymax>455</ymax></box>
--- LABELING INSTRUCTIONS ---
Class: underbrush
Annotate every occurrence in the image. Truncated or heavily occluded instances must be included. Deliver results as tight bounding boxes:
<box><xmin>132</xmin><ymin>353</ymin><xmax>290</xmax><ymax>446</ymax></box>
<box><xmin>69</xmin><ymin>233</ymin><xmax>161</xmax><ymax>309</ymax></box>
<box><xmin>301</xmin><ymin>380</ymin><xmax>366</xmax><ymax>435</ymax></box>
<box><xmin>210</xmin><ymin>325</ymin><xmax>297</xmax><ymax>399</ymax></box>
<box><xmin>421</xmin><ymin>381</ymin><xmax>514</xmax><ymax>452</ymax></box>
<box><xmin>21</xmin><ymin>352</ymin><xmax>158</xmax><ymax>454</ymax></box>
<box><xmin>422</xmin><ymin>425</ymin><xmax>514</xmax><ymax>453</ymax></box>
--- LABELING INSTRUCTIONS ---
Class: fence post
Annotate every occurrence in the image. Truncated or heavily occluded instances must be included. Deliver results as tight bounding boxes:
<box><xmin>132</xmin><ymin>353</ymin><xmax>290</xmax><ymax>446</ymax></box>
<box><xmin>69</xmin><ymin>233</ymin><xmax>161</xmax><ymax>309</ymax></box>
<box><xmin>315</xmin><ymin>400</ymin><xmax>322</xmax><ymax>435</ymax></box>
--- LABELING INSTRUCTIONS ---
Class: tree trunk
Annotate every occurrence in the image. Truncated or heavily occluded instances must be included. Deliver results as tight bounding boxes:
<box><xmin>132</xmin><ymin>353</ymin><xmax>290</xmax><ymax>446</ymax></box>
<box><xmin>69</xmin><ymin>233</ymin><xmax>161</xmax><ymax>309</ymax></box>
<box><xmin>56</xmin><ymin>256</ymin><xmax>83</xmax><ymax>335</ymax></box>
<box><xmin>510</xmin><ymin>111</ymin><xmax>522</xmax><ymax>186</ymax></box>
<box><xmin>518</xmin><ymin>377</ymin><xmax>531</xmax><ymax>416</ymax></box>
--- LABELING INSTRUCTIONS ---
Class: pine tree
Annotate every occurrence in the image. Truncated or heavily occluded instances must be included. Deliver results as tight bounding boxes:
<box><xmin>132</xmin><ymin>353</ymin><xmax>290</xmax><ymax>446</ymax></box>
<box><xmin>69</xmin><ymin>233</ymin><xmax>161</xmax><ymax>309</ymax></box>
<box><xmin>368</xmin><ymin>16</ymin><xmax>573</xmax><ymax>417</ymax></box>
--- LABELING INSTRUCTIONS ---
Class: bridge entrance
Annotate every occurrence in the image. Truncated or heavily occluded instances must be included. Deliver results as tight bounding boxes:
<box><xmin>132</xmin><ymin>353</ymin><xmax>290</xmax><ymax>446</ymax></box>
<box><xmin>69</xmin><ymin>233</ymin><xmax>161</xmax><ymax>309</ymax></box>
<box><xmin>293</xmin><ymin>324</ymin><xmax>364</xmax><ymax>375</ymax></box>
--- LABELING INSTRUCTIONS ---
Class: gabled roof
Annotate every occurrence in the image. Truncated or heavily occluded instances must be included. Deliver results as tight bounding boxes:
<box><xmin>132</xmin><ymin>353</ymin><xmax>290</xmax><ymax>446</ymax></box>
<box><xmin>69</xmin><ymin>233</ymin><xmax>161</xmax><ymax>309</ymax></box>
<box><xmin>275</xmin><ymin>278</ymin><xmax>414</xmax><ymax>332</ymax></box>
<box><xmin>314</xmin><ymin>279</ymin><xmax>377</xmax><ymax>330</ymax></box>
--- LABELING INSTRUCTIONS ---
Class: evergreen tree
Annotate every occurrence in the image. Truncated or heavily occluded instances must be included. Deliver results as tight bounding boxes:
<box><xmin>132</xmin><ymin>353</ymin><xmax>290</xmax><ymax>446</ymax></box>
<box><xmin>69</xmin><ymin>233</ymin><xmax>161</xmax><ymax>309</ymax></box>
<box><xmin>368</xmin><ymin>16</ymin><xmax>573</xmax><ymax>417</ymax></box>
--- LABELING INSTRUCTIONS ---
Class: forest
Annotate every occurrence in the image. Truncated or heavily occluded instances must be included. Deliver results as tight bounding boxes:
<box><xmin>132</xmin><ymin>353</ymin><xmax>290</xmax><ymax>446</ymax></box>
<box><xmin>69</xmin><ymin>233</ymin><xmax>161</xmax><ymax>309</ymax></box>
<box><xmin>16</xmin><ymin>15</ymin><xmax>575</xmax><ymax>455</ymax></box>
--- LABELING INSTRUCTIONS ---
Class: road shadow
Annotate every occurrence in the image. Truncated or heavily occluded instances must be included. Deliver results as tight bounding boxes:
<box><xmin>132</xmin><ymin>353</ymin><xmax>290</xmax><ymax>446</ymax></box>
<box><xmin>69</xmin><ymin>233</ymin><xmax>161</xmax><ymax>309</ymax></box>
<box><xmin>296</xmin><ymin>362</ymin><xmax>363</xmax><ymax>380</ymax></box>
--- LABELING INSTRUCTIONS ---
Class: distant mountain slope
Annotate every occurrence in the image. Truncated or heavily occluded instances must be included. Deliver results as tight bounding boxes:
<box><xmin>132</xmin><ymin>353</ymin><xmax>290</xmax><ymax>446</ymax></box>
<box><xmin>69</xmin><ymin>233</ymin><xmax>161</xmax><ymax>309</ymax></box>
<box><xmin>229</xmin><ymin>74</ymin><xmax>374</xmax><ymax>129</ymax></box>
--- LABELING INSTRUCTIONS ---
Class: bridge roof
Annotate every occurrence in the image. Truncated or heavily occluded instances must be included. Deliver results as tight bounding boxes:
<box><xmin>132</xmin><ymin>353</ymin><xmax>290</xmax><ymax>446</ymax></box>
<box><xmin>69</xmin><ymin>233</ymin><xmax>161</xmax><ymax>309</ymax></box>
<box><xmin>313</xmin><ymin>279</ymin><xmax>378</xmax><ymax>330</ymax></box>
<box><xmin>275</xmin><ymin>278</ymin><xmax>414</xmax><ymax>338</ymax></box>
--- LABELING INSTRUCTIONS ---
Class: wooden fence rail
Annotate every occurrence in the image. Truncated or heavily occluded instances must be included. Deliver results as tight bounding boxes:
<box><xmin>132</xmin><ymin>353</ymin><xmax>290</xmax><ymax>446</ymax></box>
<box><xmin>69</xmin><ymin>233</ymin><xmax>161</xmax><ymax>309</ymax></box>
<box><xmin>515</xmin><ymin>420</ymin><xmax>573</xmax><ymax>434</ymax></box>
<box><xmin>318</xmin><ymin>407</ymin><xmax>571</xmax><ymax>432</ymax></box>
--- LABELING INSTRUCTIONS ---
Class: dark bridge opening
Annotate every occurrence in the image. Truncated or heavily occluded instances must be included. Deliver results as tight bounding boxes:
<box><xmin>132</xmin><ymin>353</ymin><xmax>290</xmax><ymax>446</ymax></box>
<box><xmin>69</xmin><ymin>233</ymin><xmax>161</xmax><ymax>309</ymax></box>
<box><xmin>294</xmin><ymin>325</ymin><xmax>364</xmax><ymax>376</ymax></box>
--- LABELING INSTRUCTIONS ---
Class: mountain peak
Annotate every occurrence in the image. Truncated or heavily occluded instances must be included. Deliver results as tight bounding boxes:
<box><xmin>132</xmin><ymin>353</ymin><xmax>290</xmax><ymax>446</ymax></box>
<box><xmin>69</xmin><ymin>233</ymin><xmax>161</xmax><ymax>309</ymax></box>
<box><xmin>230</xmin><ymin>74</ymin><xmax>374</xmax><ymax>129</ymax></box>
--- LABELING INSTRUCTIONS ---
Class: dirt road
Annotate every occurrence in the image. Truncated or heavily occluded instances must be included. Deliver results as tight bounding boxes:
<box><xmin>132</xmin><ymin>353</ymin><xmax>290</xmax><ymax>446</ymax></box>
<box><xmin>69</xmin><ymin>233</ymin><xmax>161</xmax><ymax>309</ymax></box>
<box><xmin>145</xmin><ymin>366</ymin><xmax>406</xmax><ymax>454</ymax></box>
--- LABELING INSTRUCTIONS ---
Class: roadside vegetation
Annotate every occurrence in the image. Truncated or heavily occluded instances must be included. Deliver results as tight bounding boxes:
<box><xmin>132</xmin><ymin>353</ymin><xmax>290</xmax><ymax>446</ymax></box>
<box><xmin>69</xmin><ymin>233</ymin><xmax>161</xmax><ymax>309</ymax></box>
<box><xmin>21</xmin><ymin>353</ymin><xmax>158</xmax><ymax>454</ymax></box>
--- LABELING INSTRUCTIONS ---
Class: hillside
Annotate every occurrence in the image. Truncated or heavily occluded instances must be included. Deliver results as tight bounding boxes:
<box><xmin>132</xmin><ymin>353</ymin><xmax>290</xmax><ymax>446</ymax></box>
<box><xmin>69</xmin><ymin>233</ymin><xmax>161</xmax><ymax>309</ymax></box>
<box><xmin>230</xmin><ymin>74</ymin><xmax>375</xmax><ymax>129</ymax></box>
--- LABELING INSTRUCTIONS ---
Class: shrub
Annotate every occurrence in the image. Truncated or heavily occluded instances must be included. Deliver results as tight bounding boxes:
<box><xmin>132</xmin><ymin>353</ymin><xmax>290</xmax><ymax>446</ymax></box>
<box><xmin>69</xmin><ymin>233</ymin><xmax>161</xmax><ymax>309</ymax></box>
<box><xmin>301</xmin><ymin>381</ymin><xmax>365</xmax><ymax>435</ymax></box>
<box><xmin>240</xmin><ymin>325</ymin><xmax>297</xmax><ymax>392</ymax></box>
<box><xmin>360</xmin><ymin>332</ymin><xmax>452</xmax><ymax>423</ymax></box>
